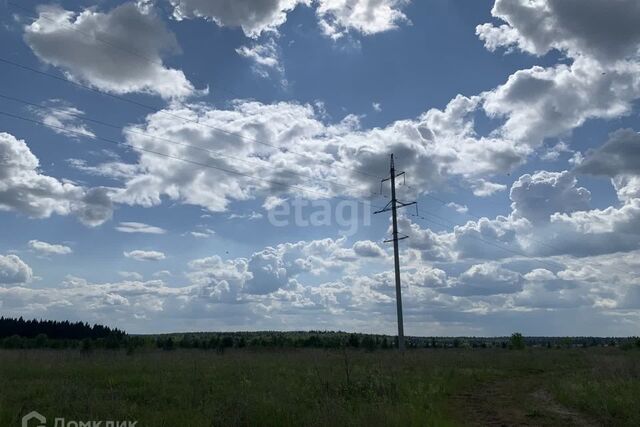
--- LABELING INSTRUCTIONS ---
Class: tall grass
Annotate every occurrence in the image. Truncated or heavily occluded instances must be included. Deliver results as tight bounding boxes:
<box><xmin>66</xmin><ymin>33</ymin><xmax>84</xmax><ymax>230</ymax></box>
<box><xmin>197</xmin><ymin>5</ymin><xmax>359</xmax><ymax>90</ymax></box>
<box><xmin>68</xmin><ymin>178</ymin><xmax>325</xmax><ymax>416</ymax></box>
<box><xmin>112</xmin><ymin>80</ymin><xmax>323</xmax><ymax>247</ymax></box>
<box><xmin>0</xmin><ymin>347</ymin><xmax>638</xmax><ymax>426</ymax></box>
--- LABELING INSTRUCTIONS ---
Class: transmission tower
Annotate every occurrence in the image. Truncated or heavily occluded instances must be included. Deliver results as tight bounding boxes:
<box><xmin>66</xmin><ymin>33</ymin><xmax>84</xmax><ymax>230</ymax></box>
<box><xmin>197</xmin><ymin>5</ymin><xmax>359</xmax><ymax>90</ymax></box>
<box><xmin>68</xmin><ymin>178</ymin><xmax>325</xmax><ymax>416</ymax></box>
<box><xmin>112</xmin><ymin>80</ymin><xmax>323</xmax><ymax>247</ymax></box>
<box><xmin>374</xmin><ymin>154</ymin><xmax>416</xmax><ymax>351</ymax></box>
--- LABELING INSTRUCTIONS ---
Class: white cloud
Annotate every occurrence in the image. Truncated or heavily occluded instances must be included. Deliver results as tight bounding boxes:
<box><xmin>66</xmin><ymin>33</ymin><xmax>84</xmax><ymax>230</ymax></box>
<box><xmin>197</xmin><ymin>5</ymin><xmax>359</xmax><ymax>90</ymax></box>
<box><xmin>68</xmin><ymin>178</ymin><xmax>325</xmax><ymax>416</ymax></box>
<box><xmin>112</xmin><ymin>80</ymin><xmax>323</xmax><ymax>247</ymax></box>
<box><xmin>24</xmin><ymin>3</ymin><xmax>198</xmax><ymax>99</ymax></box>
<box><xmin>0</xmin><ymin>254</ymin><xmax>33</xmax><ymax>285</ymax></box>
<box><xmin>30</xmin><ymin>100</ymin><xmax>95</xmax><ymax>139</ymax></box>
<box><xmin>28</xmin><ymin>240</ymin><xmax>72</xmax><ymax>255</ymax></box>
<box><xmin>168</xmin><ymin>0</ymin><xmax>309</xmax><ymax>38</ymax></box>
<box><xmin>124</xmin><ymin>250</ymin><xmax>166</xmax><ymax>261</ymax></box>
<box><xmin>189</xmin><ymin>228</ymin><xmax>216</xmax><ymax>238</ymax></box>
<box><xmin>167</xmin><ymin>0</ymin><xmax>409</xmax><ymax>40</ymax></box>
<box><xmin>0</xmin><ymin>132</ymin><xmax>113</xmax><ymax>226</ymax></box>
<box><xmin>476</xmin><ymin>0</ymin><xmax>640</xmax><ymax>62</ymax></box>
<box><xmin>510</xmin><ymin>170</ymin><xmax>590</xmax><ymax>224</ymax></box>
<box><xmin>352</xmin><ymin>240</ymin><xmax>386</xmax><ymax>257</ymax></box>
<box><xmin>443</xmin><ymin>263</ymin><xmax>523</xmax><ymax>296</ymax></box>
<box><xmin>102</xmin><ymin>94</ymin><xmax>529</xmax><ymax>214</ymax></box>
<box><xmin>483</xmin><ymin>58</ymin><xmax>640</xmax><ymax>147</ymax></box>
<box><xmin>469</xmin><ymin>179</ymin><xmax>507</xmax><ymax>197</ymax></box>
<box><xmin>446</xmin><ymin>202</ymin><xmax>468</xmax><ymax>214</ymax></box>
<box><xmin>116</xmin><ymin>222</ymin><xmax>166</xmax><ymax>234</ymax></box>
<box><xmin>540</xmin><ymin>141</ymin><xmax>572</xmax><ymax>161</ymax></box>
<box><xmin>316</xmin><ymin>0</ymin><xmax>410</xmax><ymax>40</ymax></box>
<box><xmin>236</xmin><ymin>37</ymin><xmax>285</xmax><ymax>82</ymax></box>
<box><xmin>476</xmin><ymin>1</ymin><xmax>640</xmax><ymax>156</ymax></box>
<box><xmin>228</xmin><ymin>211</ymin><xmax>264</xmax><ymax>220</ymax></box>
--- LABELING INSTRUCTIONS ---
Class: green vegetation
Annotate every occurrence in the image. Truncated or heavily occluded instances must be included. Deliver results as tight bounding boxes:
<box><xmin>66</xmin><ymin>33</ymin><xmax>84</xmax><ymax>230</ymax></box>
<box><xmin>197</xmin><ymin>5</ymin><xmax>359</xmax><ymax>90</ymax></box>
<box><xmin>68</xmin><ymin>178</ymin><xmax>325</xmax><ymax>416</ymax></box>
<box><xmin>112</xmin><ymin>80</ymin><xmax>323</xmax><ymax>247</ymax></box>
<box><xmin>509</xmin><ymin>332</ymin><xmax>526</xmax><ymax>350</ymax></box>
<box><xmin>1</xmin><ymin>347</ymin><xmax>639</xmax><ymax>426</ymax></box>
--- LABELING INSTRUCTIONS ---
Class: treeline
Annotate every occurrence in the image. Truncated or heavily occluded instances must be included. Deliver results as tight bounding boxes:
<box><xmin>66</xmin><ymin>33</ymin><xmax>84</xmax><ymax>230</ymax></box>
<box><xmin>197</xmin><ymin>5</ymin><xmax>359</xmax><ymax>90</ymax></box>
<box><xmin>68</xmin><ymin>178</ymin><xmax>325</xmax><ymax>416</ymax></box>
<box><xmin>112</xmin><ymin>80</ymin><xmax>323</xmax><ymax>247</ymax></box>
<box><xmin>152</xmin><ymin>331</ymin><xmax>640</xmax><ymax>351</ymax></box>
<box><xmin>0</xmin><ymin>317</ymin><xmax>126</xmax><ymax>349</ymax></box>
<box><xmin>155</xmin><ymin>331</ymin><xmax>395</xmax><ymax>351</ymax></box>
<box><xmin>1</xmin><ymin>319</ymin><xmax>638</xmax><ymax>352</ymax></box>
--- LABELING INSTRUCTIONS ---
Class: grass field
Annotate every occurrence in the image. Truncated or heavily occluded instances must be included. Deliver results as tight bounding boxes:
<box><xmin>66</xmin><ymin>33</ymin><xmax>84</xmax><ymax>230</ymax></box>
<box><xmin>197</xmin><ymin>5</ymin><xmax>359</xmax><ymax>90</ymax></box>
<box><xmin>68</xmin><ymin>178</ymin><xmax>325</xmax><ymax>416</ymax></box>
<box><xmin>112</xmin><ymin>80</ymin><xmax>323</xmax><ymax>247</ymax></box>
<box><xmin>1</xmin><ymin>347</ymin><xmax>639</xmax><ymax>426</ymax></box>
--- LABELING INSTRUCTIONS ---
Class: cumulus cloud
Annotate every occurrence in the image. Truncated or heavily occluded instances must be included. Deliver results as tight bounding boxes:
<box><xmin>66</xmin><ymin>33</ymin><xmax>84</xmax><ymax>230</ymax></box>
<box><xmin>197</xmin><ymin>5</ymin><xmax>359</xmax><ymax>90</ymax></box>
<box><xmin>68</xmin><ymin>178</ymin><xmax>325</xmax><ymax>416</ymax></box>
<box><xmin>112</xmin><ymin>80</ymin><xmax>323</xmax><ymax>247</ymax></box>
<box><xmin>28</xmin><ymin>240</ymin><xmax>72</xmax><ymax>255</ymax></box>
<box><xmin>482</xmin><ymin>58</ymin><xmax>640</xmax><ymax>147</ymax></box>
<box><xmin>116</xmin><ymin>222</ymin><xmax>166</xmax><ymax>234</ymax></box>
<box><xmin>24</xmin><ymin>3</ymin><xmax>198</xmax><ymax>98</ymax></box>
<box><xmin>475</xmin><ymin>0</ymin><xmax>640</xmax><ymax>159</ymax></box>
<box><xmin>124</xmin><ymin>250</ymin><xmax>166</xmax><ymax>261</ymax></box>
<box><xmin>0</xmin><ymin>255</ymin><xmax>33</xmax><ymax>285</ymax></box>
<box><xmin>352</xmin><ymin>240</ymin><xmax>386</xmax><ymax>257</ymax></box>
<box><xmin>443</xmin><ymin>263</ymin><xmax>523</xmax><ymax>296</ymax></box>
<box><xmin>316</xmin><ymin>0</ymin><xmax>410</xmax><ymax>39</ymax></box>
<box><xmin>0</xmin><ymin>132</ymin><xmax>113</xmax><ymax>226</ymax></box>
<box><xmin>476</xmin><ymin>0</ymin><xmax>640</xmax><ymax>62</ymax></box>
<box><xmin>510</xmin><ymin>170</ymin><xmax>590</xmax><ymax>224</ymax></box>
<box><xmin>2</xmin><ymin>237</ymin><xmax>640</xmax><ymax>334</ymax></box>
<box><xmin>167</xmin><ymin>0</ymin><xmax>410</xmax><ymax>39</ymax></box>
<box><xmin>168</xmin><ymin>0</ymin><xmax>309</xmax><ymax>38</ymax></box>
<box><xmin>100</xmin><ymin>94</ymin><xmax>530</xmax><ymax>214</ymax></box>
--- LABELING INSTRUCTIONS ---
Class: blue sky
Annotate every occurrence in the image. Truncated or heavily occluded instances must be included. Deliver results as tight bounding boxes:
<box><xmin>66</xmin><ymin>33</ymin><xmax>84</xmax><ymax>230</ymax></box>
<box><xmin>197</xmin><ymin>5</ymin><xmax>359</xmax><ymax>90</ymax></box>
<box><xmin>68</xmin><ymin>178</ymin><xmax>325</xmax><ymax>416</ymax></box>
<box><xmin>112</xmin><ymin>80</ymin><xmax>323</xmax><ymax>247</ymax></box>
<box><xmin>1</xmin><ymin>0</ymin><xmax>640</xmax><ymax>336</ymax></box>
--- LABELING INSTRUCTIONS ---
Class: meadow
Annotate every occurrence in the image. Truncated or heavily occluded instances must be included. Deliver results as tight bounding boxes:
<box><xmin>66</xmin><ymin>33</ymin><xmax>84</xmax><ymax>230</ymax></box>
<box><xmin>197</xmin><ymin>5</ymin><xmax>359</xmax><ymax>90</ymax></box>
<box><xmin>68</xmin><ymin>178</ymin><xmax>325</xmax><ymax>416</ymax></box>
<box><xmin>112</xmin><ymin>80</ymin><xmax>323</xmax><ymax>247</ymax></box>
<box><xmin>1</xmin><ymin>346</ymin><xmax>639</xmax><ymax>426</ymax></box>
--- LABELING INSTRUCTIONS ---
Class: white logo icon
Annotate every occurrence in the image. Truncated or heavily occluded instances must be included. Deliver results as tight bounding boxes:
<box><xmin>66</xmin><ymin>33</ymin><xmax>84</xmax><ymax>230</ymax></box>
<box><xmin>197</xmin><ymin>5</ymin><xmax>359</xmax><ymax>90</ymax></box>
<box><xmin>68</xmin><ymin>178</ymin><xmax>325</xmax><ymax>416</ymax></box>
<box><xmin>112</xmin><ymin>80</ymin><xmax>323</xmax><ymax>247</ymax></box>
<box><xmin>22</xmin><ymin>411</ymin><xmax>46</xmax><ymax>427</ymax></box>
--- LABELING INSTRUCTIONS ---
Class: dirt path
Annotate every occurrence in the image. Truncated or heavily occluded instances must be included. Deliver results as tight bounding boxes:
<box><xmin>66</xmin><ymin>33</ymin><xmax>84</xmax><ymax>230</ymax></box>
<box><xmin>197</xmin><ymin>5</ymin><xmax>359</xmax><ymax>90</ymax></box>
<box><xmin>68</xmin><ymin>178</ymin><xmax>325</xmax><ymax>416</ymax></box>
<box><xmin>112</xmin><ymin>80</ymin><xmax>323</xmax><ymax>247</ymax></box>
<box><xmin>449</xmin><ymin>375</ymin><xmax>595</xmax><ymax>426</ymax></box>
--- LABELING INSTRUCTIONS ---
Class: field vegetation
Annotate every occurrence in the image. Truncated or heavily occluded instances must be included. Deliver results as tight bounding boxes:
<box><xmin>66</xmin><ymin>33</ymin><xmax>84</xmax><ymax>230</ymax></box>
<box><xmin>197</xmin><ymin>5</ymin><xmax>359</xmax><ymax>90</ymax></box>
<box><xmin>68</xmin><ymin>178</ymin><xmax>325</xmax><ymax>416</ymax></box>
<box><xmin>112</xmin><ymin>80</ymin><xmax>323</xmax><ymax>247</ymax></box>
<box><xmin>1</xmin><ymin>343</ymin><xmax>639</xmax><ymax>426</ymax></box>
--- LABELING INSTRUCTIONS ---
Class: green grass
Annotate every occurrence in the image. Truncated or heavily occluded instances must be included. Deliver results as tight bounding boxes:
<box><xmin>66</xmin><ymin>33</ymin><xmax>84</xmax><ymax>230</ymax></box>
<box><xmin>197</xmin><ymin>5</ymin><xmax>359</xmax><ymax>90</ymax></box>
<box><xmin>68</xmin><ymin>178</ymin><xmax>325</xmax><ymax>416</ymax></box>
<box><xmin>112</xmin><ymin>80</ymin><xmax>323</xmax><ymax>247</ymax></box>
<box><xmin>0</xmin><ymin>347</ymin><xmax>638</xmax><ymax>426</ymax></box>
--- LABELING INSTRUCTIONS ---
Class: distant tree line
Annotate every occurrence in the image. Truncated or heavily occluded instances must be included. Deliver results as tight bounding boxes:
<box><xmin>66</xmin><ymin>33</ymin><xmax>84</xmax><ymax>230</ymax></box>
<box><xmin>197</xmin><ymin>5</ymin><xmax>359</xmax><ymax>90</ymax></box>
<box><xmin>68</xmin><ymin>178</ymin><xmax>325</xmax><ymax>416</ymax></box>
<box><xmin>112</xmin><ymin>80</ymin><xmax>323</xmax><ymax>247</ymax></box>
<box><xmin>152</xmin><ymin>331</ymin><xmax>640</xmax><ymax>352</ymax></box>
<box><xmin>0</xmin><ymin>316</ymin><xmax>126</xmax><ymax>349</ymax></box>
<box><xmin>1</xmin><ymin>318</ymin><xmax>638</xmax><ymax>352</ymax></box>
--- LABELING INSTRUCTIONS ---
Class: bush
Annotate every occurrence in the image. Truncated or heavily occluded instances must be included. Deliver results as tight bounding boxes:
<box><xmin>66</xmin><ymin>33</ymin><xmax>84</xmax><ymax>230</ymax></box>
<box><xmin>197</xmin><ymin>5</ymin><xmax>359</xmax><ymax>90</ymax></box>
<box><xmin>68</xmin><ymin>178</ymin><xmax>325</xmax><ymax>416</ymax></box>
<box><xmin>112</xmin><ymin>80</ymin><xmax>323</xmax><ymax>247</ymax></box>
<box><xmin>509</xmin><ymin>333</ymin><xmax>525</xmax><ymax>350</ymax></box>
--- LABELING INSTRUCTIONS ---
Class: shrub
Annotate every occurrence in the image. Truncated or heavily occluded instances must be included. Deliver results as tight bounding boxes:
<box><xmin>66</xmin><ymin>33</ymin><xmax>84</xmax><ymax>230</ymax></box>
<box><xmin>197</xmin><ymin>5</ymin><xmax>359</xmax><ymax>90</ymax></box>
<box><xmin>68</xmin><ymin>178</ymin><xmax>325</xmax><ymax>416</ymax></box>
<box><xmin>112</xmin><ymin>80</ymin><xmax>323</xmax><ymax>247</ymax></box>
<box><xmin>509</xmin><ymin>332</ymin><xmax>525</xmax><ymax>350</ymax></box>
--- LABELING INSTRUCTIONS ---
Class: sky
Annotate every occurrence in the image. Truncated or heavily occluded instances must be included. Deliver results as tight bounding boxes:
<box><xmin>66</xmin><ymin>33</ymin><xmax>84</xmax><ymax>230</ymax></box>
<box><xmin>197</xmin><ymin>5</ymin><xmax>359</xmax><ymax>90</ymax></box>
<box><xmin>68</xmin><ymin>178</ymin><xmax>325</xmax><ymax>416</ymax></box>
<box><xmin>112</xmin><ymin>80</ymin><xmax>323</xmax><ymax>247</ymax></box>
<box><xmin>1</xmin><ymin>0</ymin><xmax>640</xmax><ymax>336</ymax></box>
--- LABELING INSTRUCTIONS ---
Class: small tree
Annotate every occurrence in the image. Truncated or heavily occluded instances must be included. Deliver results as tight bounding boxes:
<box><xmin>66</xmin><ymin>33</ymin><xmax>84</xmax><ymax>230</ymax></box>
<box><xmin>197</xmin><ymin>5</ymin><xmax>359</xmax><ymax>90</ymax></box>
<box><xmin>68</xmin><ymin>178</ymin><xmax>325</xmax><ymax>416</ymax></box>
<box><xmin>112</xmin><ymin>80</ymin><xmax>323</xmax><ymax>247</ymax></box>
<box><xmin>509</xmin><ymin>332</ymin><xmax>525</xmax><ymax>350</ymax></box>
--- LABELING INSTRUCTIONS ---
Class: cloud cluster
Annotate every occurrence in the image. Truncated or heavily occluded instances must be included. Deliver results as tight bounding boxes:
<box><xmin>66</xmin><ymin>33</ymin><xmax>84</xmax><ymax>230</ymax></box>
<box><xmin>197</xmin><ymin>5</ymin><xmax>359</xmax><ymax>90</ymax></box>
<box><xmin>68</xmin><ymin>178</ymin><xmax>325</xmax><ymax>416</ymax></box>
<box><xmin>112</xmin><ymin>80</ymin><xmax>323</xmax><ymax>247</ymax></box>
<box><xmin>168</xmin><ymin>0</ymin><xmax>308</xmax><ymax>38</ymax></box>
<box><xmin>82</xmin><ymin>93</ymin><xmax>530</xmax><ymax>214</ymax></box>
<box><xmin>2</xmin><ymin>239</ymin><xmax>639</xmax><ymax>335</ymax></box>
<box><xmin>0</xmin><ymin>132</ymin><xmax>113</xmax><ymax>226</ymax></box>
<box><xmin>167</xmin><ymin>0</ymin><xmax>410</xmax><ymax>39</ymax></box>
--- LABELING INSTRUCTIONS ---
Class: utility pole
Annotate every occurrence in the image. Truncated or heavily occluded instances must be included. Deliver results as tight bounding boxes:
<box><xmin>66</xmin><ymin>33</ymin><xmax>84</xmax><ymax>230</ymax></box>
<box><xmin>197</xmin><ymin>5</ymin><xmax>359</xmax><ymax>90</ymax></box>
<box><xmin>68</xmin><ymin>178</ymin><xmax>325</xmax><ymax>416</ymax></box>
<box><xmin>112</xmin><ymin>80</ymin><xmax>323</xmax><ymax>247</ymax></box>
<box><xmin>374</xmin><ymin>154</ymin><xmax>416</xmax><ymax>351</ymax></box>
